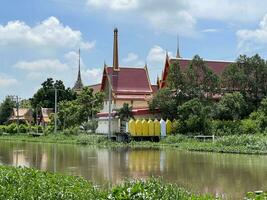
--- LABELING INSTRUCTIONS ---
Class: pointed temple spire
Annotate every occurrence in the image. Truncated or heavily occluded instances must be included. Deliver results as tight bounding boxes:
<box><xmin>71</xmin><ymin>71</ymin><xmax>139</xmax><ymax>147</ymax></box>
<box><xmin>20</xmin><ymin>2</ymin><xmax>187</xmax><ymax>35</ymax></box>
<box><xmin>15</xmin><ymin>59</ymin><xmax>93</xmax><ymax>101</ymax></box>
<box><xmin>73</xmin><ymin>49</ymin><xmax>84</xmax><ymax>92</ymax></box>
<box><xmin>176</xmin><ymin>35</ymin><xmax>181</xmax><ymax>58</ymax></box>
<box><xmin>113</xmin><ymin>28</ymin><xmax>119</xmax><ymax>71</ymax></box>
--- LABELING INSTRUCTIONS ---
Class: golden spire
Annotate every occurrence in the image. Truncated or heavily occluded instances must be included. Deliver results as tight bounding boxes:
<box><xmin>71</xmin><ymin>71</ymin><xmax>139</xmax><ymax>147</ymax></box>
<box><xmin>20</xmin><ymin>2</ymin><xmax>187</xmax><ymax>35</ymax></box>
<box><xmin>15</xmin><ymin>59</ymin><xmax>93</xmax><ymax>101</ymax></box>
<box><xmin>113</xmin><ymin>28</ymin><xmax>119</xmax><ymax>71</ymax></box>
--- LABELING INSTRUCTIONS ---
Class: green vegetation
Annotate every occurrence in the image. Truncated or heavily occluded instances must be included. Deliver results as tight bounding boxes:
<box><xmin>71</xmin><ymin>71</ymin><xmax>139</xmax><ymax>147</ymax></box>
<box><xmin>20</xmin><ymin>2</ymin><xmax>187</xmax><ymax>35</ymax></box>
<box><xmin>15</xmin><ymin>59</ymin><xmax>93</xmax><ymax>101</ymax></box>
<box><xmin>246</xmin><ymin>191</ymin><xmax>267</xmax><ymax>200</ymax></box>
<box><xmin>31</xmin><ymin>78</ymin><xmax>76</xmax><ymax>112</ymax></box>
<box><xmin>0</xmin><ymin>97</ymin><xmax>15</xmax><ymax>124</ymax></box>
<box><xmin>0</xmin><ymin>133</ymin><xmax>266</xmax><ymax>155</ymax></box>
<box><xmin>150</xmin><ymin>54</ymin><xmax>267</xmax><ymax>136</ymax></box>
<box><xmin>0</xmin><ymin>165</ymin><xmax>215</xmax><ymax>200</ymax></box>
<box><xmin>58</xmin><ymin>86</ymin><xmax>103</xmax><ymax>129</ymax></box>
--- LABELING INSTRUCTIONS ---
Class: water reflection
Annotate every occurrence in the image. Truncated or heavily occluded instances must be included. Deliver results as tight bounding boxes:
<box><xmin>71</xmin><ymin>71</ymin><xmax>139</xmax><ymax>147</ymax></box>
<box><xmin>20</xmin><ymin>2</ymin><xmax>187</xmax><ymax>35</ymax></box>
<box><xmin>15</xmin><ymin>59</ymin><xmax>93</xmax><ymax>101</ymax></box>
<box><xmin>0</xmin><ymin>141</ymin><xmax>266</xmax><ymax>199</ymax></box>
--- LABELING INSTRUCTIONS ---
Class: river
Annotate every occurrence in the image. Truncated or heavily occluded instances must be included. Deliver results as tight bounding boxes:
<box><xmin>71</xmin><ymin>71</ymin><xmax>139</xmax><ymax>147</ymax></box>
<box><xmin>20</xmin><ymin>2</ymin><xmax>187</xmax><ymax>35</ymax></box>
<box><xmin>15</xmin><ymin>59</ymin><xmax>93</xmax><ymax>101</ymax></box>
<box><xmin>0</xmin><ymin>140</ymin><xmax>266</xmax><ymax>199</ymax></box>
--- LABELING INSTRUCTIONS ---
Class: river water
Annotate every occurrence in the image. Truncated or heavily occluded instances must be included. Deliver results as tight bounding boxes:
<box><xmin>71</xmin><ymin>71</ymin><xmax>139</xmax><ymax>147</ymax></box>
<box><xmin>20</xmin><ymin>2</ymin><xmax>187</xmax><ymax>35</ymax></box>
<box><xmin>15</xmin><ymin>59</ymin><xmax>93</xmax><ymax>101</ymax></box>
<box><xmin>0</xmin><ymin>140</ymin><xmax>266</xmax><ymax>199</ymax></box>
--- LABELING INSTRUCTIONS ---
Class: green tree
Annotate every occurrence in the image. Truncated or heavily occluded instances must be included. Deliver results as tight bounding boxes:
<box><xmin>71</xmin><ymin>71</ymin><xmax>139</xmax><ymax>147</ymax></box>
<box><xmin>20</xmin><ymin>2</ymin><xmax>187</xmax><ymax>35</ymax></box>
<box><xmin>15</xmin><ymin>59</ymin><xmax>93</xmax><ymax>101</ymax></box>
<box><xmin>31</xmin><ymin>78</ymin><xmax>76</xmax><ymax>111</ymax></box>
<box><xmin>177</xmin><ymin>98</ymin><xmax>211</xmax><ymax>135</ymax></box>
<box><xmin>0</xmin><ymin>97</ymin><xmax>15</xmax><ymax>124</ymax></box>
<box><xmin>58</xmin><ymin>87</ymin><xmax>104</xmax><ymax>129</ymax></box>
<box><xmin>149</xmin><ymin>88</ymin><xmax>177</xmax><ymax>120</ymax></box>
<box><xmin>20</xmin><ymin>99</ymin><xmax>32</xmax><ymax>108</ymax></box>
<box><xmin>186</xmin><ymin>55</ymin><xmax>220</xmax><ymax>99</ymax></box>
<box><xmin>222</xmin><ymin>54</ymin><xmax>267</xmax><ymax>107</ymax></box>
<box><xmin>116</xmin><ymin>103</ymin><xmax>133</xmax><ymax>121</ymax></box>
<box><xmin>215</xmin><ymin>92</ymin><xmax>246</xmax><ymax>120</ymax></box>
<box><xmin>166</xmin><ymin>60</ymin><xmax>189</xmax><ymax>104</ymax></box>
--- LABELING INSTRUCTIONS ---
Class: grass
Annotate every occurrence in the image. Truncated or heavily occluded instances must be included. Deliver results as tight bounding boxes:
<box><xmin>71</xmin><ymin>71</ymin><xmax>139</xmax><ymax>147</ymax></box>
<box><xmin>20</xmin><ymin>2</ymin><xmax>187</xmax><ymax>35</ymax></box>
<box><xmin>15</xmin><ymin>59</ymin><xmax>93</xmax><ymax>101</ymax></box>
<box><xmin>0</xmin><ymin>133</ymin><xmax>267</xmax><ymax>155</ymax></box>
<box><xmin>0</xmin><ymin>165</ymin><xmax>215</xmax><ymax>200</ymax></box>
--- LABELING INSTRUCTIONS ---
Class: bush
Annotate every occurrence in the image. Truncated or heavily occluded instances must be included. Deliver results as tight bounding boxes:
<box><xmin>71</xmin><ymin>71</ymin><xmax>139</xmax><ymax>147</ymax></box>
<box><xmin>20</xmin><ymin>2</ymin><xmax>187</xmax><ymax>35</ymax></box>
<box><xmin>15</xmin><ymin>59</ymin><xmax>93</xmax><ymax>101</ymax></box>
<box><xmin>62</xmin><ymin>126</ymin><xmax>80</xmax><ymax>136</ymax></box>
<box><xmin>80</xmin><ymin>119</ymin><xmax>98</xmax><ymax>133</ymax></box>
<box><xmin>210</xmin><ymin>120</ymin><xmax>241</xmax><ymax>136</ymax></box>
<box><xmin>177</xmin><ymin>98</ymin><xmax>211</xmax><ymax>135</ymax></box>
<box><xmin>0</xmin><ymin>125</ymin><xmax>6</xmax><ymax>135</ymax></box>
<box><xmin>215</xmin><ymin>92</ymin><xmax>247</xmax><ymax>120</ymax></box>
<box><xmin>31</xmin><ymin>125</ymin><xmax>43</xmax><ymax>133</ymax></box>
<box><xmin>19</xmin><ymin>124</ymin><xmax>29</xmax><ymax>133</ymax></box>
<box><xmin>6</xmin><ymin>123</ymin><xmax>17</xmax><ymax>134</ymax></box>
<box><xmin>240</xmin><ymin>119</ymin><xmax>259</xmax><ymax>135</ymax></box>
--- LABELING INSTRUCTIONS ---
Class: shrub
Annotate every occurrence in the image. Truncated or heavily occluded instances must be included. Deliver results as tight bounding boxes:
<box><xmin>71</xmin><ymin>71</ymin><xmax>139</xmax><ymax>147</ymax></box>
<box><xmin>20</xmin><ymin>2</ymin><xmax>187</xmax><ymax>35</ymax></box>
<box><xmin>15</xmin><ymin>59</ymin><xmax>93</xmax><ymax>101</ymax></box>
<box><xmin>177</xmin><ymin>98</ymin><xmax>211</xmax><ymax>135</ymax></box>
<box><xmin>31</xmin><ymin>125</ymin><xmax>43</xmax><ymax>133</ymax></box>
<box><xmin>0</xmin><ymin>125</ymin><xmax>6</xmax><ymax>135</ymax></box>
<box><xmin>215</xmin><ymin>92</ymin><xmax>247</xmax><ymax>120</ymax></box>
<box><xmin>6</xmin><ymin>123</ymin><xmax>17</xmax><ymax>134</ymax></box>
<box><xmin>19</xmin><ymin>124</ymin><xmax>29</xmax><ymax>133</ymax></box>
<box><xmin>210</xmin><ymin>120</ymin><xmax>241</xmax><ymax>136</ymax></box>
<box><xmin>80</xmin><ymin>119</ymin><xmax>98</xmax><ymax>133</ymax></box>
<box><xmin>240</xmin><ymin>119</ymin><xmax>259</xmax><ymax>135</ymax></box>
<box><xmin>62</xmin><ymin>126</ymin><xmax>80</xmax><ymax>136</ymax></box>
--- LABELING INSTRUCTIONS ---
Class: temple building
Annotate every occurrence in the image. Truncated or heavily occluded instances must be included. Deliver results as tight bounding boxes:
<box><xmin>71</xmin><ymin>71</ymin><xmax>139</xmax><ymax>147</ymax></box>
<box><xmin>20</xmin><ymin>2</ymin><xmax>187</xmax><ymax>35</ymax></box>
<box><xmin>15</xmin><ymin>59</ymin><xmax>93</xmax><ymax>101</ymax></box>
<box><xmin>96</xmin><ymin>28</ymin><xmax>159</xmax><ymax>134</ymax></box>
<box><xmin>159</xmin><ymin>41</ymin><xmax>233</xmax><ymax>89</ymax></box>
<box><xmin>73</xmin><ymin>49</ymin><xmax>84</xmax><ymax>93</ymax></box>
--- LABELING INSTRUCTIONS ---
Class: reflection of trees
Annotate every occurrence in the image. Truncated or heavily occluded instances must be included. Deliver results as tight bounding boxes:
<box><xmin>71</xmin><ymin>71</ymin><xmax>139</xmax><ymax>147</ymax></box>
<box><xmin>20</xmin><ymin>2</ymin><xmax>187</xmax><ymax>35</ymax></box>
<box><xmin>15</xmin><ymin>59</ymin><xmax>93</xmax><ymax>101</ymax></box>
<box><xmin>0</xmin><ymin>141</ymin><xmax>266</xmax><ymax>199</ymax></box>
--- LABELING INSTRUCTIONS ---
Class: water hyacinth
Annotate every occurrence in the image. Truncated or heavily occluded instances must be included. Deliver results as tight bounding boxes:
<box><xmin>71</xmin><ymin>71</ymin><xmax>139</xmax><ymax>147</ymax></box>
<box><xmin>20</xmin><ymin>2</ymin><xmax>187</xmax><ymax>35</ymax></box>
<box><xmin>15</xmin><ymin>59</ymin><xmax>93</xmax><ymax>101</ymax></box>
<box><xmin>0</xmin><ymin>166</ymin><xmax>217</xmax><ymax>200</ymax></box>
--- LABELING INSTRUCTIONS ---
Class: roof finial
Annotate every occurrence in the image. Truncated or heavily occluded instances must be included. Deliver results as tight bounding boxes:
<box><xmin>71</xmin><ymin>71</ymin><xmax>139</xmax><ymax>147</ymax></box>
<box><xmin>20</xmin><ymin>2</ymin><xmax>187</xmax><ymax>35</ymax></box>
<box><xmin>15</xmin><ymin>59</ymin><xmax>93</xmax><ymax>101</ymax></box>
<box><xmin>144</xmin><ymin>61</ymin><xmax>147</xmax><ymax>68</ymax></box>
<box><xmin>176</xmin><ymin>35</ymin><xmax>181</xmax><ymax>58</ymax></box>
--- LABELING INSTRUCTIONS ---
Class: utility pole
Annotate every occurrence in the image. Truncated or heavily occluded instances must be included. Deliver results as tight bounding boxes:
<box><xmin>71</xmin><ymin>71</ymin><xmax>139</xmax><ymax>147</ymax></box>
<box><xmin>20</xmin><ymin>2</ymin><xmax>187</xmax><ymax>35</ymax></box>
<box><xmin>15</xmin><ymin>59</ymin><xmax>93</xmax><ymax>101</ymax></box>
<box><xmin>16</xmin><ymin>96</ymin><xmax>19</xmax><ymax>134</ymax></box>
<box><xmin>108</xmin><ymin>74</ymin><xmax>112</xmax><ymax>139</ymax></box>
<box><xmin>54</xmin><ymin>88</ymin><xmax>57</xmax><ymax>134</ymax></box>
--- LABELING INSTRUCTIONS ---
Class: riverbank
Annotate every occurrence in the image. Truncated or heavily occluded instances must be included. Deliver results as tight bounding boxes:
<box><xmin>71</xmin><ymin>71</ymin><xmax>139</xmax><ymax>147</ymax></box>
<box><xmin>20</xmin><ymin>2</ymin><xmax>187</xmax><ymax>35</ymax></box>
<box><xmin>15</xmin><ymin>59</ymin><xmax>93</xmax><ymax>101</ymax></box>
<box><xmin>0</xmin><ymin>165</ymin><xmax>214</xmax><ymax>200</ymax></box>
<box><xmin>0</xmin><ymin>133</ymin><xmax>266</xmax><ymax>155</ymax></box>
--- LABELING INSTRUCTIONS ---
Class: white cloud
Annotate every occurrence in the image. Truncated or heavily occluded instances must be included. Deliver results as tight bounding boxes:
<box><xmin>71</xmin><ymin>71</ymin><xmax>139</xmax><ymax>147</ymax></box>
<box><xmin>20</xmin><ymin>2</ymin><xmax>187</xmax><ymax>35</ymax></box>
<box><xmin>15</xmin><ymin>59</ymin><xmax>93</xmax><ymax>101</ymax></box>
<box><xmin>14</xmin><ymin>59</ymin><xmax>68</xmax><ymax>71</ymax></box>
<box><xmin>83</xmin><ymin>68</ymin><xmax>102</xmax><ymax>84</ymax></box>
<box><xmin>85</xmin><ymin>0</ymin><xmax>267</xmax><ymax>36</ymax></box>
<box><xmin>0</xmin><ymin>74</ymin><xmax>18</xmax><ymax>88</ymax></box>
<box><xmin>122</xmin><ymin>52</ymin><xmax>144</xmax><ymax>66</ymax></box>
<box><xmin>87</xmin><ymin>0</ymin><xmax>196</xmax><ymax>36</ymax></box>
<box><xmin>201</xmin><ymin>29</ymin><xmax>219</xmax><ymax>33</ymax></box>
<box><xmin>147</xmin><ymin>45</ymin><xmax>173</xmax><ymax>65</ymax></box>
<box><xmin>87</xmin><ymin>0</ymin><xmax>138</xmax><ymax>10</ymax></box>
<box><xmin>236</xmin><ymin>14</ymin><xmax>267</xmax><ymax>55</ymax></box>
<box><xmin>122</xmin><ymin>52</ymin><xmax>138</xmax><ymax>63</ymax></box>
<box><xmin>188</xmin><ymin>0</ymin><xmax>267</xmax><ymax>23</ymax></box>
<box><xmin>0</xmin><ymin>16</ymin><xmax>94</xmax><ymax>51</ymax></box>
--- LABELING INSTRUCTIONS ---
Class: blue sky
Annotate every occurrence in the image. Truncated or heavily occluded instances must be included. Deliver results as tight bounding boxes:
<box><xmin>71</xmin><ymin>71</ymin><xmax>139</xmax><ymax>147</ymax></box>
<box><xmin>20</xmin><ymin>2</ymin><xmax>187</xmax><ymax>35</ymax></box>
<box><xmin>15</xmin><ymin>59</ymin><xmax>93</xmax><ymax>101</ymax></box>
<box><xmin>1</xmin><ymin>0</ymin><xmax>267</xmax><ymax>101</ymax></box>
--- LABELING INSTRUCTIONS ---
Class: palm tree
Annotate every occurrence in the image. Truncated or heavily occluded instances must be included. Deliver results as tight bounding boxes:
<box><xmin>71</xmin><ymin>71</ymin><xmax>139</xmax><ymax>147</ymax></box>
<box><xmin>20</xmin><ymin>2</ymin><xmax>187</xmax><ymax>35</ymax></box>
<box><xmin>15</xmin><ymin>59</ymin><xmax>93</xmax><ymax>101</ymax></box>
<box><xmin>115</xmin><ymin>103</ymin><xmax>133</xmax><ymax>133</ymax></box>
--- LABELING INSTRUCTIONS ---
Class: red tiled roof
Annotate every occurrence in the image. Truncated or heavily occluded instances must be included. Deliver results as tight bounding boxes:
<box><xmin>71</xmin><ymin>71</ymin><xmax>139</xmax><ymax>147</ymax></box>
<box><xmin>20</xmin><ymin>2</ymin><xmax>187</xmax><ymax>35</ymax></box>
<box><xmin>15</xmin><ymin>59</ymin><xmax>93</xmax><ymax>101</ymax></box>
<box><xmin>102</xmin><ymin>67</ymin><xmax>152</xmax><ymax>94</ymax></box>
<box><xmin>151</xmin><ymin>85</ymin><xmax>158</xmax><ymax>94</ymax></box>
<box><xmin>160</xmin><ymin>57</ymin><xmax>233</xmax><ymax>88</ymax></box>
<box><xmin>89</xmin><ymin>83</ymin><xmax>101</xmax><ymax>93</ymax></box>
<box><xmin>171</xmin><ymin>58</ymin><xmax>232</xmax><ymax>75</ymax></box>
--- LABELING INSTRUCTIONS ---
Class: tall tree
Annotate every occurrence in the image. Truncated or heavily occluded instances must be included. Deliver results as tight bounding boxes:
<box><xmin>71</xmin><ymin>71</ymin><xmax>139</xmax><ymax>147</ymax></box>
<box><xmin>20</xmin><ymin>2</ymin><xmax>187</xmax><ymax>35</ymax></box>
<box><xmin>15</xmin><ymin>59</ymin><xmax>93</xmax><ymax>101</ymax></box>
<box><xmin>186</xmin><ymin>55</ymin><xmax>220</xmax><ymax>99</ymax></box>
<box><xmin>31</xmin><ymin>78</ymin><xmax>76</xmax><ymax>112</ymax></box>
<box><xmin>149</xmin><ymin>88</ymin><xmax>177</xmax><ymax>120</ymax></box>
<box><xmin>58</xmin><ymin>87</ymin><xmax>104</xmax><ymax>129</ymax></box>
<box><xmin>116</xmin><ymin>103</ymin><xmax>133</xmax><ymax>121</ymax></box>
<box><xmin>222</xmin><ymin>54</ymin><xmax>267</xmax><ymax>107</ymax></box>
<box><xmin>166</xmin><ymin>60</ymin><xmax>187</xmax><ymax>104</ymax></box>
<box><xmin>0</xmin><ymin>97</ymin><xmax>15</xmax><ymax>124</ymax></box>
